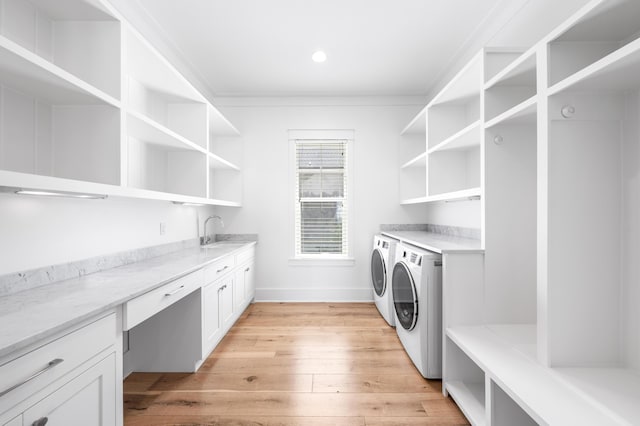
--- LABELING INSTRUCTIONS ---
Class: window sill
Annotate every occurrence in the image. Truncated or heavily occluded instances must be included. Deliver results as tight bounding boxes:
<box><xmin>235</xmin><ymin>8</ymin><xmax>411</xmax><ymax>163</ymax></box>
<box><xmin>288</xmin><ymin>257</ymin><xmax>355</xmax><ymax>267</ymax></box>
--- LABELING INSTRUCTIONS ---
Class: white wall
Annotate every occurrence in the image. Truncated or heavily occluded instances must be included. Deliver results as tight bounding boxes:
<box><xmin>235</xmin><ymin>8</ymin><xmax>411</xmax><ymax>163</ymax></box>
<box><xmin>0</xmin><ymin>194</ymin><xmax>217</xmax><ymax>275</ymax></box>
<box><xmin>214</xmin><ymin>97</ymin><xmax>427</xmax><ymax>301</ymax></box>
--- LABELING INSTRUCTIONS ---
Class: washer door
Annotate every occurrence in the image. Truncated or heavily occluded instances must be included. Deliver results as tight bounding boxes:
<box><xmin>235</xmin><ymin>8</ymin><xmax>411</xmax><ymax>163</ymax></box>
<box><xmin>392</xmin><ymin>261</ymin><xmax>418</xmax><ymax>330</ymax></box>
<box><xmin>371</xmin><ymin>248</ymin><xmax>386</xmax><ymax>297</ymax></box>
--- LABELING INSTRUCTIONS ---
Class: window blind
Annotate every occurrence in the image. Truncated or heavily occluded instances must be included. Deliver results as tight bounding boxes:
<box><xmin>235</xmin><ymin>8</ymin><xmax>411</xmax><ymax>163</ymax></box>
<box><xmin>295</xmin><ymin>140</ymin><xmax>348</xmax><ymax>256</ymax></box>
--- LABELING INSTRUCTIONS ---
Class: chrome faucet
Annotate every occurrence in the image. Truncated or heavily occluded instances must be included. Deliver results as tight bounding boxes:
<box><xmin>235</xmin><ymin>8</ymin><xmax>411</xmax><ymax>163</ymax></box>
<box><xmin>202</xmin><ymin>215</ymin><xmax>224</xmax><ymax>245</ymax></box>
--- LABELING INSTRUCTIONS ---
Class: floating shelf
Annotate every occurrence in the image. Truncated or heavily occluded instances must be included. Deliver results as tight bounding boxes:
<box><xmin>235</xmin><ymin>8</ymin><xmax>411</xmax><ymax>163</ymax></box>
<box><xmin>0</xmin><ymin>36</ymin><xmax>119</xmax><ymax>107</ymax></box>
<box><xmin>548</xmin><ymin>36</ymin><xmax>640</xmax><ymax>95</ymax></box>
<box><xmin>430</xmin><ymin>53</ymin><xmax>482</xmax><ymax>106</ymax></box>
<box><xmin>208</xmin><ymin>153</ymin><xmax>240</xmax><ymax>170</ymax></box>
<box><xmin>127</xmin><ymin>110</ymin><xmax>207</xmax><ymax>153</ymax></box>
<box><xmin>400</xmin><ymin>196</ymin><xmax>428</xmax><ymax>205</ymax></box>
<box><xmin>485</xmin><ymin>49</ymin><xmax>536</xmax><ymax>90</ymax></box>
<box><xmin>209</xmin><ymin>106</ymin><xmax>240</xmax><ymax>137</ymax></box>
<box><xmin>401</xmin><ymin>107</ymin><xmax>427</xmax><ymax>135</ymax></box>
<box><xmin>429</xmin><ymin>120</ymin><xmax>481</xmax><ymax>154</ymax></box>
<box><xmin>485</xmin><ymin>96</ymin><xmax>537</xmax><ymax>129</ymax></box>
<box><xmin>401</xmin><ymin>152</ymin><xmax>427</xmax><ymax>169</ymax></box>
<box><xmin>426</xmin><ymin>187</ymin><xmax>481</xmax><ymax>203</ymax></box>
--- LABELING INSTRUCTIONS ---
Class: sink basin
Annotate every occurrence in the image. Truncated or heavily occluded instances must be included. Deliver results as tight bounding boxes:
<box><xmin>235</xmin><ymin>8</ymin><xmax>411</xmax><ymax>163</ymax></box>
<box><xmin>201</xmin><ymin>242</ymin><xmax>247</xmax><ymax>250</ymax></box>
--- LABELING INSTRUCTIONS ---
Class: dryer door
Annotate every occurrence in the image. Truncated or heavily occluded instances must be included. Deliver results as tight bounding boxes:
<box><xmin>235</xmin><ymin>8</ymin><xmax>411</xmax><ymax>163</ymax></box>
<box><xmin>392</xmin><ymin>261</ymin><xmax>418</xmax><ymax>330</ymax></box>
<box><xmin>371</xmin><ymin>248</ymin><xmax>386</xmax><ymax>297</ymax></box>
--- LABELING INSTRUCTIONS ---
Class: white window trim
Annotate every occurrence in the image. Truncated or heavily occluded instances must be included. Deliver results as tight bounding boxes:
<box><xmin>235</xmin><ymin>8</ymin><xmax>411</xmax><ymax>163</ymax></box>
<box><xmin>288</xmin><ymin>129</ymin><xmax>354</xmax><ymax>264</ymax></box>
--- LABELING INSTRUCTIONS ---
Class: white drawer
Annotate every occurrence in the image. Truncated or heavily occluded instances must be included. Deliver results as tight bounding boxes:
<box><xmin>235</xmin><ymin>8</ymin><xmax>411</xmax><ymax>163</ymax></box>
<box><xmin>236</xmin><ymin>246</ymin><xmax>255</xmax><ymax>265</ymax></box>
<box><xmin>0</xmin><ymin>313</ymin><xmax>115</xmax><ymax>413</ymax></box>
<box><xmin>124</xmin><ymin>269</ymin><xmax>203</xmax><ymax>330</ymax></box>
<box><xmin>204</xmin><ymin>255</ymin><xmax>235</xmax><ymax>284</ymax></box>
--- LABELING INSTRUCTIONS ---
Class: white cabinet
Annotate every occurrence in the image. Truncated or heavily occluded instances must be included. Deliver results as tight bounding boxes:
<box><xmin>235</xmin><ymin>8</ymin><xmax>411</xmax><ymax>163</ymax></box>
<box><xmin>0</xmin><ymin>313</ymin><xmax>119</xmax><ymax>426</ymax></box>
<box><xmin>201</xmin><ymin>270</ymin><xmax>233</xmax><ymax>358</ymax></box>
<box><xmin>2</xmin><ymin>415</ymin><xmax>21</xmax><ymax>426</ymax></box>
<box><xmin>201</xmin><ymin>245</ymin><xmax>255</xmax><ymax>359</ymax></box>
<box><xmin>201</xmin><ymin>280</ymin><xmax>222</xmax><ymax>356</ymax></box>
<box><xmin>23</xmin><ymin>353</ymin><xmax>116</xmax><ymax>426</ymax></box>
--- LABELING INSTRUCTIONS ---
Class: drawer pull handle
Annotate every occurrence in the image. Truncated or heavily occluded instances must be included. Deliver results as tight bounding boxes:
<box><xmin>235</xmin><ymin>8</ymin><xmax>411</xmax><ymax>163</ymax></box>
<box><xmin>0</xmin><ymin>359</ymin><xmax>63</xmax><ymax>398</ymax></box>
<box><xmin>164</xmin><ymin>285</ymin><xmax>185</xmax><ymax>296</ymax></box>
<box><xmin>217</xmin><ymin>265</ymin><xmax>229</xmax><ymax>273</ymax></box>
<box><xmin>32</xmin><ymin>417</ymin><xmax>49</xmax><ymax>426</ymax></box>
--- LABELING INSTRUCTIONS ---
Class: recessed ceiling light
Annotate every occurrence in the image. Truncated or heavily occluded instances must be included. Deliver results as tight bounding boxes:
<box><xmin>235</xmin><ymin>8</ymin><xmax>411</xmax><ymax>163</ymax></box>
<box><xmin>312</xmin><ymin>50</ymin><xmax>327</xmax><ymax>63</ymax></box>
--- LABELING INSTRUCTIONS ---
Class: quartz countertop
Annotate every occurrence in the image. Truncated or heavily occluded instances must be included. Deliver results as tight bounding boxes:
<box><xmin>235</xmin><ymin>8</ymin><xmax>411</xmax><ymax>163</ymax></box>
<box><xmin>0</xmin><ymin>241</ymin><xmax>256</xmax><ymax>359</ymax></box>
<box><xmin>381</xmin><ymin>230</ymin><xmax>482</xmax><ymax>253</ymax></box>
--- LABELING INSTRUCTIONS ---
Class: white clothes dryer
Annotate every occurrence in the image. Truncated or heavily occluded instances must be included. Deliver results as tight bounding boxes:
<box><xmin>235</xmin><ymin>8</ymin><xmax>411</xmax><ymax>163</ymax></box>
<box><xmin>371</xmin><ymin>234</ymin><xmax>398</xmax><ymax>326</ymax></box>
<box><xmin>392</xmin><ymin>242</ymin><xmax>443</xmax><ymax>378</ymax></box>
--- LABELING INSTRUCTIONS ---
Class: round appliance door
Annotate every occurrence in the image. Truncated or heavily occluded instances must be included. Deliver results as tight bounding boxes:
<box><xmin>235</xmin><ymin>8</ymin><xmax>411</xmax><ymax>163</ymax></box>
<box><xmin>392</xmin><ymin>261</ymin><xmax>418</xmax><ymax>330</ymax></box>
<box><xmin>371</xmin><ymin>248</ymin><xmax>386</xmax><ymax>297</ymax></box>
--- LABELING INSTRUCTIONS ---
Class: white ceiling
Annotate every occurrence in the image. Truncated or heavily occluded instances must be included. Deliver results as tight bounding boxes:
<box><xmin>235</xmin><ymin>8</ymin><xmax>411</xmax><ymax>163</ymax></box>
<box><xmin>111</xmin><ymin>0</ymin><xmax>529</xmax><ymax>97</ymax></box>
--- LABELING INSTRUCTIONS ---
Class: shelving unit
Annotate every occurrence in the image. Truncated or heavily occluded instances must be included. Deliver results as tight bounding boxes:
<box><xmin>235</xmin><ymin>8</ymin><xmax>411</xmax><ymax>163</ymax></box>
<box><xmin>547</xmin><ymin>0</ymin><xmax>640</xmax><ymax>87</ymax></box>
<box><xmin>399</xmin><ymin>107</ymin><xmax>427</xmax><ymax>204</ymax></box>
<box><xmin>398</xmin><ymin>52</ymin><xmax>485</xmax><ymax>206</ymax></box>
<box><xmin>0</xmin><ymin>0</ymin><xmax>121</xmax><ymax>99</ymax></box>
<box><xmin>208</xmin><ymin>105</ymin><xmax>242</xmax><ymax>205</ymax></box>
<box><xmin>0</xmin><ymin>0</ymin><xmax>242</xmax><ymax>206</ymax></box>
<box><xmin>0</xmin><ymin>14</ymin><xmax>121</xmax><ymax>186</ymax></box>
<box><xmin>484</xmin><ymin>50</ymin><xmax>536</xmax><ymax>122</ymax></box>
<box><xmin>441</xmin><ymin>1</ymin><xmax>640</xmax><ymax>424</ymax></box>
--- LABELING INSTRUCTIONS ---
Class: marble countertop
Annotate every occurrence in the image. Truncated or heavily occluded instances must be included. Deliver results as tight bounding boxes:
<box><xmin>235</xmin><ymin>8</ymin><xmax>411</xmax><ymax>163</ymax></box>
<box><xmin>0</xmin><ymin>241</ymin><xmax>256</xmax><ymax>359</ymax></box>
<box><xmin>381</xmin><ymin>231</ymin><xmax>483</xmax><ymax>254</ymax></box>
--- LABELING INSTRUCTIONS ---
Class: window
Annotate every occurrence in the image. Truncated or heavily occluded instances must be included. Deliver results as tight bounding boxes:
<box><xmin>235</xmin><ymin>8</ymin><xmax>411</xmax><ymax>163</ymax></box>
<box><xmin>293</xmin><ymin>135</ymin><xmax>351</xmax><ymax>258</ymax></box>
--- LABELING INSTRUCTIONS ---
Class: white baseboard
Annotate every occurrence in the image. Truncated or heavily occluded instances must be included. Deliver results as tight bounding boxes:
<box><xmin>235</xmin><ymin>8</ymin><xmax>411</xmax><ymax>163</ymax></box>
<box><xmin>255</xmin><ymin>287</ymin><xmax>374</xmax><ymax>302</ymax></box>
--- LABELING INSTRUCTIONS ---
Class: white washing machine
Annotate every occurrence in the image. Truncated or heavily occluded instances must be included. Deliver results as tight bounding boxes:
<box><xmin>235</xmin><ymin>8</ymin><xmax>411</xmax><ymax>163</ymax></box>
<box><xmin>392</xmin><ymin>242</ymin><xmax>443</xmax><ymax>378</ymax></box>
<box><xmin>370</xmin><ymin>234</ymin><xmax>398</xmax><ymax>326</ymax></box>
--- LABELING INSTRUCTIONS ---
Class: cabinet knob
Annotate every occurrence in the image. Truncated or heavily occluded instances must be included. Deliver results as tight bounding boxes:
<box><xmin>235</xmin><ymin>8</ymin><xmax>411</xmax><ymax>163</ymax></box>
<box><xmin>245</xmin><ymin>267</ymin><xmax>250</xmax><ymax>272</ymax></box>
<box><xmin>32</xmin><ymin>418</ymin><xmax>48</xmax><ymax>426</ymax></box>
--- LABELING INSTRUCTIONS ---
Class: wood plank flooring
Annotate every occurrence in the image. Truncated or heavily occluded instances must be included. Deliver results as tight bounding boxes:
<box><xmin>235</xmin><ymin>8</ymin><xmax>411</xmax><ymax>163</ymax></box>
<box><xmin>124</xmin><ymin>302</ymin><xmax>469</xmax><ymax>426</ymax></box>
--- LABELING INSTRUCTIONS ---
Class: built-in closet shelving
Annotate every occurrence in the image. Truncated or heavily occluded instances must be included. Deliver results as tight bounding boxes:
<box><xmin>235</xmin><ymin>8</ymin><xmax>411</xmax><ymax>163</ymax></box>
<box><xmin>437</xmin><ymin>0</ymin><xmax>640</xmax><ymax>424</ymax></box>
<box><xmin>0</xmin><ymin>0</ymin><xmax>242</xmax><ymax>207</ymax></box>
<box><xmin>399</xmin><ymin>107</ymin><xmax>427</xmax><ymax>204</ymax></box>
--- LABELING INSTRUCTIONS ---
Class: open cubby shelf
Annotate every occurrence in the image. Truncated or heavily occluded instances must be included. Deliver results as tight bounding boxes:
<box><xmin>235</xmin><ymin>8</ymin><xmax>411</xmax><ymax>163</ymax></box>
<box><xmin>425</xmin><ymin>1</ymin><xmax>640</xmax><ymax>425</ymax></box>
<box><xmin>0</xmin><ymin>0</ymin><xmax>242</xmax><ymax>206</ymax></box>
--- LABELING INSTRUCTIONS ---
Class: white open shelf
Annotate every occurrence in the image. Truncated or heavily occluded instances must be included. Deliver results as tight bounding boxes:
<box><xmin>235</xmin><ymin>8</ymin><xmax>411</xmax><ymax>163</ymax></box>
<box><xmin>548</xmin><ymin>35</ymin><xmax>640</xmax><ymax>95</ymax></box>
<box><xmin>547</xmin><ymin>0</ymin><xmax>640</xmax><ymax>88</ymax></box>
<box><xmin>209</xmin><ymin>105</ymin><xmax>240</xmax><ymax>137</ymax></box>
<box><xmin>428</xmin><ymin>120</ymin><xmax>481</xmax><ymax>154</ymax></box>
<box><xmin>484</xmin><ymin>96</ymin><xmax>537</xmax><ymax>129</ymax></box>
<box><xmin>399</xmin><ymin>196</ymin><xmax>428</xmax><ymax>205</ymax></box>
<box><xmin>447</xmin><ymin>325</ymin><xmax>617</xmax><ymax>425</ymax></box>
<box><xmin>127</xmin><ymin>109</ymin><xmax>207</xmax><ymax>154</ymax></box>
<box><xmin>430</xmin><ymin>52</ymin><xmax>483</xmax><ymax>106</ymax></box>
<box><xmin>0</xmin><ymin>0</ymin><xmax>121</xmax><ymax>99</ymax></box>
<box><xmin>0</xmin><ymin>0</ymin><xmax>242</xmax><ymax>207</ymax></box>
<box><xmin>208</xmin><ymin>152</ymin><xmax>239</xmax><ymax>171</ymax></box>
<box><xmin>484</xmin><ymin>49</ymin><xmax>537</xmax><ymax>122</ymax></box>
<box><xmin>400</xmin><ymin>152</ymin><xmax>426</xmax><ymax>169</ymax></box>
<box><xmin>0</xmin><ymin>36</ymin><xmax>119</xmax><ymax>107</ymax></box>
<box><xmin>426</xmin><ymin>187</ymin><xmax>481</xmax><ymax>203</ymax></box>
<box><xmin>401</xmin><ymin>107</ymin><xmax>427</xmax><ymax>135</ymax></box>
<box><xmin>124</xmin><ymin>26</ymin><xmax>203</xmax><ymax>103</ymax></box>
<box><xmin>447</xmin><ymin>381</ymin><xmax>486</xmax><ymax>426</ymax></box>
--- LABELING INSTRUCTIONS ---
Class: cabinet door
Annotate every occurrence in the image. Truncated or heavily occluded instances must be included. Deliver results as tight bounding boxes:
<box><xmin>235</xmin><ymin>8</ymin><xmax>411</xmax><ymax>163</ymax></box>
<box><xmin>243</xmin><ymin>261</ymin><xmax>255</xmax><ymax>301</ymax></box>
<box><xmin>23</xmin><ymin>353</ymin><xmax>116</xmax><ymax>426</ymax></box>
<box><xmin>202</xmin><ymin>281</ymin><xmax>222</xmax><ymax>355</ymax></box>
<box><xmin>233</xmin><ymin>266</ymin><xmax>246</xmax><ymax>311</ymax></box>
<box><xmin>219</xmin><ymin>276</ymin><xmax>234</xmax><ymax>330</ymax></box>
<box><xmin>2</xmin><ymin>415</ymin><xmax>21</xmax><ymax>426</ymax></box>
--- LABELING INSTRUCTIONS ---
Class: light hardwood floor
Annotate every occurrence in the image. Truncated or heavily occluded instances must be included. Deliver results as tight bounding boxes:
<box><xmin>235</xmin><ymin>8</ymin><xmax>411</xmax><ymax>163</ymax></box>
<box><xmin>124</xmin><ymin>302</ymin><xmax>470</xmax><ymax>425</ymax></box>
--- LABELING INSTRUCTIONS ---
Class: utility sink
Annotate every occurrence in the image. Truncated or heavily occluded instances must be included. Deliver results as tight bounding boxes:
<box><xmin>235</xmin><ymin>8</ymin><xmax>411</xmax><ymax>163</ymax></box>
<box><xmin>201</xmin><ymin>242</ymin><xmax>247</xmax><ymax>250</ymax></box>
